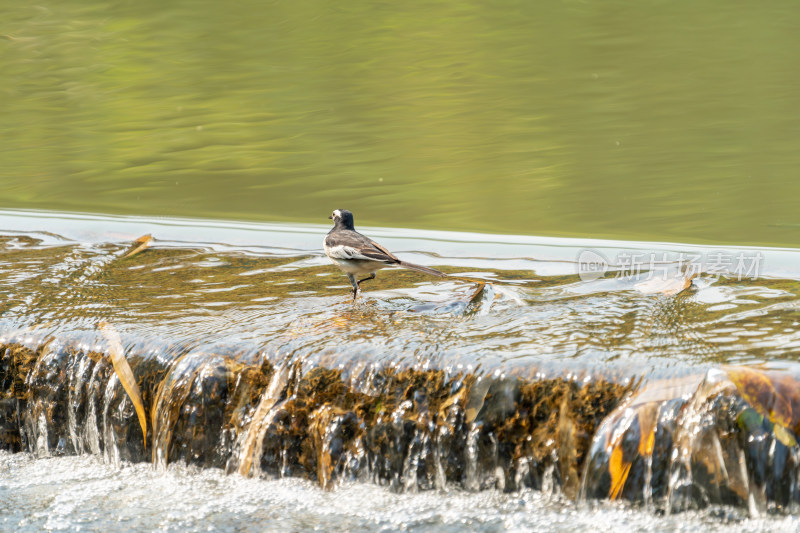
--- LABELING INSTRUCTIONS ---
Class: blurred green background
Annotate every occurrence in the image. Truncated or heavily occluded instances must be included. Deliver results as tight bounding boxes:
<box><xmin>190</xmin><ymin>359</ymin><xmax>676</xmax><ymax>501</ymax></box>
<box><xmin>1</xmin><ymin>0</ymin><xmax>799</xmax><ymax>246</ymax></box>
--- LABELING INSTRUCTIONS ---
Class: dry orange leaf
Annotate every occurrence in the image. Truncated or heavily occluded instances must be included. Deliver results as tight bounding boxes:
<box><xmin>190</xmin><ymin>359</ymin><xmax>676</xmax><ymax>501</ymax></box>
<box><xmin>98</xmin><ymin>321</ymin><xmax>147</xmax><ymax>449</ymax></box>
<box><xmin>608</xmin><ymin>444</ymin><xmax>632</xmax><ymax>500</ymax></box>
<box><xmin>605</xmin><ymin>403</ymin><xmax>658</xmax><ymax>500</ymax></box>
<box><xmin>121</xmin><ymin>234</ymin><xmax>153</xmax><ymax>259</ymax></box>
<box><xmin>636</xmin><ymin>403</ymin><xmax>658</xmax><ymax>457</ymax></box>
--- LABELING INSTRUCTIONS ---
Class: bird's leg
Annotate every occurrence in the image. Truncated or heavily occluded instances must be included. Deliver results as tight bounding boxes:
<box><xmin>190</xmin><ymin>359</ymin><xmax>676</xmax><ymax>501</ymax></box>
<box><xmin>357</xmin><ymin>272</ymin><xmax>376</xmax><ymax>287</ymax></box>
<box><xmin>347</xmin><ymin>273</ymin><xmax>360</xmax><ymax>303</ymax></box>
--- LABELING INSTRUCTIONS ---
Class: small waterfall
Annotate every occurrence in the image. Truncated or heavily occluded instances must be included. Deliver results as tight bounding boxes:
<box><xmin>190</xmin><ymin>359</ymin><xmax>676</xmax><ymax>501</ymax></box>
<box><xmin>151</xmin><ymin>351</ymin><xmax>255</xmax><ymax>470</ymax></box>
<box><xmin>579</xmin><ymin>367</ymin><xmax>800</xmax><ymax>516</ymax></box>
<box><xmin>231</xmin><ymin>361</ymin><xmax>290</xmax><ymax>478</ymax></box>
<box><xmin>21</xmin><ymin>340</ymin><xmax>60</xmax><ymax>457</ymax></box>
<box><xmin>102</xmin><ymin>375</ymin><xmax>121</xmax><ymax>469</ymax></box>
<box><xmin>464</xmin><ymin>424</ymin><xmax>481</xmax><ymax>491</ymax></box>
<box><xmin>35</xmin><ymin>410</ymin><xmax>49</xmax><ymax>457</ymax></box>
<box><xmin>401</xmin><ymin>425</ymin><xmax>431</xmax><ymax>492</ymax></box>
<box><xmin>433</xmin><ymin>424</ymin><xmax>449</xmax><ymax>490</ymax></box>
<box><xmin>82</xmin><ymin>356</ymin><xmax>107</xmax><ymax>456</ymax></box>
<box><xmin>67</xmin><ymin>354</ymin><xmax>93</xmax><ymax>454</ymax></box>
<box><xmin>2</xmin><ymin>333</ymin><xmax>800</xmax><ymax>515</ymax></box>
<box><xmin>151</xmin><ymin>353</ymin><xmax>205</xmax><ymax>470</ymax></box>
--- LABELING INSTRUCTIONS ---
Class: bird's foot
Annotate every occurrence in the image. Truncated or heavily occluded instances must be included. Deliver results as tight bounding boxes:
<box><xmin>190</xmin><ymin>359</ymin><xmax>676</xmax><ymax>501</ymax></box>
<box><xmin>357</xmin><ymin>273</ymin><xmax>376</xmax><ymax>286</ymax></box>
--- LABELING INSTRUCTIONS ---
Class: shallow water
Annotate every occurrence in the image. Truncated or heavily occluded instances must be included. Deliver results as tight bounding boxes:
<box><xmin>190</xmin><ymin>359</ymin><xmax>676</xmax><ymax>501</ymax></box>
<box><xmin>2</xmin><ymin>211</ymin><xmax>800</xmax><ymax>530</ymax></box>
<box><xmin>1</xmin><ymin>209</ymin><xmax>800</xmax><ymax>377</ymax></box>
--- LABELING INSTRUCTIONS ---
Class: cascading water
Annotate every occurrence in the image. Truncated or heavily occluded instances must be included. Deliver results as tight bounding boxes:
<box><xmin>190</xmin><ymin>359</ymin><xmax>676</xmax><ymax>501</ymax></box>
<box><xmin>2</xmin><ymin>212</ymin><xmax>800</xmax><ymax>530</ymax></box>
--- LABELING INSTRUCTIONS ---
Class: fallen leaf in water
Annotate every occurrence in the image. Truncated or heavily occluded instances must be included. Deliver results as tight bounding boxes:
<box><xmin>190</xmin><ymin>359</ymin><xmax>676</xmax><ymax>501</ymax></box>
<box><xmin>636</xmin><ymin>403</ymin><xmax>658</xmax><ymax>456</ymax></box>
<box><xmin>605</xmin><ymin>402</ymin><xmax>658</xmax><ymax>500</ymax></box>
<box><xmin>468</xmin><ymin>280</ymin><xmax>487</xmax><ymax>303</ymax></box>
<box><xmin>465</xmin><ymin>280</ymin><xmax>495</xmax><ymax>316</ymax></box>
<box><xmin>608</xmin><ymin>444</ymin><xmax>632</xmax><ymax>500</ymax></box>
<box><xmin>635</xmin><ymin>272</ymin><xmax>697</xmax><ymax>296</ymax></box>
<box><xmin>99</xmin><ymin>321</ymin><xmax>147</xmax><ymax>449</ymax></box>
<box><xmin>121</xmin><ymin>234</ymin><xmax>153</xmax><ymax>259</ymax></box>
<box><xmin>445</xmin><ymin>275</ymin><xmax>490</xmax><ymax>305</ymax></box>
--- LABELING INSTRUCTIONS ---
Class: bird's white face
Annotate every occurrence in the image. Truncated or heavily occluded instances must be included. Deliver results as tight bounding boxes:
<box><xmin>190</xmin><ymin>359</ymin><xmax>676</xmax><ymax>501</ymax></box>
<box><xmin>331</xmin><ymin>209</ymin><xmax>341</xmax><ymax>221</ymax></box>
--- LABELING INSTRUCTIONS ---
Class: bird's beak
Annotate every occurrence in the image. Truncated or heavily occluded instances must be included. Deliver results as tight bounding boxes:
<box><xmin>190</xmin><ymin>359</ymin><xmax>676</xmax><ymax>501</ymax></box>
<box><xmin>328</xmin><ymin>215</ymin><xmax>332</xmax><ymax>220</ymax></box>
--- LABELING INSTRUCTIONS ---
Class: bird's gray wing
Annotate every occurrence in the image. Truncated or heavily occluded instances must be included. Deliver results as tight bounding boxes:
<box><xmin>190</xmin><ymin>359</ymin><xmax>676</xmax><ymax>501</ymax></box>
<box><xmin>325</xmin><ymin>231</ymin><xmax>399</xmax><ymax>263</ymax></box>
<box><xmin>364</xmin><ymin>237</ymin><xmax>400</xmax><ymax>262</ymax></box>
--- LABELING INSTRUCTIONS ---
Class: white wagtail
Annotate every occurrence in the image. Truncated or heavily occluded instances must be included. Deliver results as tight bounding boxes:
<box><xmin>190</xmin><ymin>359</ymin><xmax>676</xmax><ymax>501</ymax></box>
<box><xmin>324</xmin><ymin>209</ymin><xmax>446</xmax><ymax>301</ymax></box>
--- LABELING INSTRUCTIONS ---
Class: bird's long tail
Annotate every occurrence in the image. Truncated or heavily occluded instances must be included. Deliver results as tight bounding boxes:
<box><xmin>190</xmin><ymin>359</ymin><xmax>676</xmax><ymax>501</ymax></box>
<box><xmin>398</xmin><ymin>261</ymin><xmax>447</xmax><ymax>277</ymax></box>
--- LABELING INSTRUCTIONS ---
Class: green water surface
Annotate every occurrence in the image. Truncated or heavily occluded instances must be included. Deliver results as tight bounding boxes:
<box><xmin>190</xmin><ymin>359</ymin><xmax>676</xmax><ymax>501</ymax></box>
<box><xmin>1</xmin><ymin>1</ymin><xmax>799</xmax><ymax>247</ymax></box>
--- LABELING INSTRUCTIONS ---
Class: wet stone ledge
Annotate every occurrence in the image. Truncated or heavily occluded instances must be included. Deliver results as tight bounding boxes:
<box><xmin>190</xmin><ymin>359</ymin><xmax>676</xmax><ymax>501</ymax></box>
<box><xmin>1</xmin><ymin>336</ymin><xmax>800</xmax><ymax>516</ymax></box>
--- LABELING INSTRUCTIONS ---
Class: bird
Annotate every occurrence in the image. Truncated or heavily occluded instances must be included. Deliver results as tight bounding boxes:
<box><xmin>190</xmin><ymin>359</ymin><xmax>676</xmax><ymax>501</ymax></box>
<box><xmin>324</xmin><ymin>209</ymin><xmax>446</xmax><ymax>302</ymax></box>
